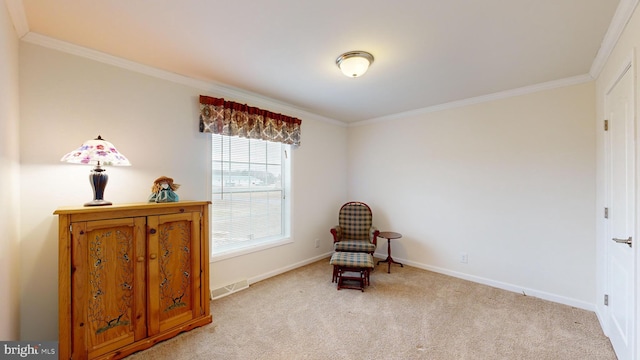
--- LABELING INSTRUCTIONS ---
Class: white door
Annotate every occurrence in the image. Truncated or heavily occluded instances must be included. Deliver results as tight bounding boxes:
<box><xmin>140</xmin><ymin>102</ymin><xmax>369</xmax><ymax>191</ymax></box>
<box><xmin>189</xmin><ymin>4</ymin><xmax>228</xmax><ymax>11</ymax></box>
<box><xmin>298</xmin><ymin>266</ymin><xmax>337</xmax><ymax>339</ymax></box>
<box><xmin>606</xmin><ymin>63</ymin><xmax>635</xmax><ymax>360</ymax></box>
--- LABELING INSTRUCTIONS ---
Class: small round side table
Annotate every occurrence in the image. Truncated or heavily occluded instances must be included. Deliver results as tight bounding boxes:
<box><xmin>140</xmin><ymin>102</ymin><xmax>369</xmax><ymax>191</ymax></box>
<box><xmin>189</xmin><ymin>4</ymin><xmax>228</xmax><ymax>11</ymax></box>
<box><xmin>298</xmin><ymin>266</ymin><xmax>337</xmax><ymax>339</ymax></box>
<box><xmin>377</xmin><ymin>231</ymin><xmax>403</xmax><ymax>273</ymax></box>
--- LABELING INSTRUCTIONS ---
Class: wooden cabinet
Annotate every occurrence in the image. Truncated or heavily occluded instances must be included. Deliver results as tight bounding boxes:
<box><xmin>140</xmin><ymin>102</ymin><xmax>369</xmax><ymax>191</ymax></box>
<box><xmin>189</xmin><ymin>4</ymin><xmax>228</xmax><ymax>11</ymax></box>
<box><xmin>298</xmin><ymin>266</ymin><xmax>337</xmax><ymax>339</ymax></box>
<box><xmin>54</xmin><ymin>201</ymin><xmax>212</xmax><ymax>360</ymax></box>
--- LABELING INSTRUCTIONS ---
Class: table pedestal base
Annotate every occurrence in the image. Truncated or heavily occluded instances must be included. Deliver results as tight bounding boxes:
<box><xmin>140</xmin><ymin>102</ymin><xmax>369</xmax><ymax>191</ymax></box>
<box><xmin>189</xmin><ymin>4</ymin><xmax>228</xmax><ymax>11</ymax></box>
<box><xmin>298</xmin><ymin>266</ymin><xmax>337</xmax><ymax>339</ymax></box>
<box><xmin>377</xmin><ymin>256</ymin><xmax>403</xmax><ymax>274</ymax></box>
<box><xmin>376</xmin><ymin>232</ymin><xmax>404</xmax><ymax>274</ymax></box>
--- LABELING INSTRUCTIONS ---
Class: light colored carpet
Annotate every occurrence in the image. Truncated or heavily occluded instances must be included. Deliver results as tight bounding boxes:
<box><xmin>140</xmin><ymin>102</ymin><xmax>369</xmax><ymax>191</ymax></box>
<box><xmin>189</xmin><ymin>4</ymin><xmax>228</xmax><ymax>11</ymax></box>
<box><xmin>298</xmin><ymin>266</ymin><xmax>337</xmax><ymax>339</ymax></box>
<box><xmin>128</xmin><ymin>258</ymin><xmax>616</xmax><ymax>359</ymax></box>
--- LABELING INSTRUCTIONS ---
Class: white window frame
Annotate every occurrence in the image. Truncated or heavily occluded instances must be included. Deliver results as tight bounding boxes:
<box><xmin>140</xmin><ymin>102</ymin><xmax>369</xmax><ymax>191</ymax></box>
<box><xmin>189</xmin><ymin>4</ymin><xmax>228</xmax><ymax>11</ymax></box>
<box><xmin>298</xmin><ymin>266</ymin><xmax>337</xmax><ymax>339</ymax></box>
<box><xmin>210</xmin><ymin>134</ymin><xmax>292</xmax><ymax>261</ymax></box>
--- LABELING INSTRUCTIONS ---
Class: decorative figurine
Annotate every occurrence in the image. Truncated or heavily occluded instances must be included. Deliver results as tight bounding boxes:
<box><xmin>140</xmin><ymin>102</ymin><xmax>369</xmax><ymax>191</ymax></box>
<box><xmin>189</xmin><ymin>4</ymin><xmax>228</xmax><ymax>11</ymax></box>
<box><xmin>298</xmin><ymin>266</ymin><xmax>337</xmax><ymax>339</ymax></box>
<box><xmin>148</xmin><ymin>176</ymin><xmax>180</xmax><ymax>203</ymax></box>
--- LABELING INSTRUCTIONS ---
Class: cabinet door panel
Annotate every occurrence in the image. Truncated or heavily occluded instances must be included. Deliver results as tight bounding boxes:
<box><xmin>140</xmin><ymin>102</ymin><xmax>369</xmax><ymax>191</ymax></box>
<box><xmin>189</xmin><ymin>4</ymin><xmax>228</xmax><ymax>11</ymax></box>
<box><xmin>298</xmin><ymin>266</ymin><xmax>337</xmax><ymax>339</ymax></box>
<box><xmin>147</xmin><ymin>212</ymin><xmax>201</xmax><ymax>334</ymax></box>
<box><xmin>71</xmin><ymin>218</ymin><xmax>146</xmax><ymax>359</ymax></box>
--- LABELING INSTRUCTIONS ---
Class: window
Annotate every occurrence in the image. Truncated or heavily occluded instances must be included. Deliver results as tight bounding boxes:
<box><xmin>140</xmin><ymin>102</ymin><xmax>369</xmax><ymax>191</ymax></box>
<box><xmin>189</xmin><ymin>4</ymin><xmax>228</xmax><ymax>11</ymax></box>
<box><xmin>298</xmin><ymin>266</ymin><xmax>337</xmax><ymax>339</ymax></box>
<box><xmin>211</xmin><ymin>134</ymin><xmax>291</xmax><ymax>257</ymax></box>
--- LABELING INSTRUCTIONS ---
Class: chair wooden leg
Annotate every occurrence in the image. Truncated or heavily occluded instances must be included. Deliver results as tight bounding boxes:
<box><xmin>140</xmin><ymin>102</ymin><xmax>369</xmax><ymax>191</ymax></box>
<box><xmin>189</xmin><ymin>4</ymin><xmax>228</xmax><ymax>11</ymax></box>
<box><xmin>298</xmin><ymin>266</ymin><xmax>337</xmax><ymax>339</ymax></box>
<box><xmin>330</xmin><ymin>253</ymin><xmax>374</xmax><ymax>291</ymax></box>
<box><xmin>336</xmin><ymin>267</ymin><xmax>367</xmax><ymax>291</ymax></box>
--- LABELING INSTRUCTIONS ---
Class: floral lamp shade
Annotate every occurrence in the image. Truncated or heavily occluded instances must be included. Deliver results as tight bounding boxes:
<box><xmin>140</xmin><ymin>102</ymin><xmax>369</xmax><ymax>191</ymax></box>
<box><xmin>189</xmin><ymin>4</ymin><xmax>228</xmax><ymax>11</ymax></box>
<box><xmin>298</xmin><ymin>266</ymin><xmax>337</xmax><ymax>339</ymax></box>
<box><xmin>61</xmin><ymin>135</ymin><xmax>131</xmax><ymax>206</ymax></box>
<box><xmin>61</xmin><ymin>136</ymin><xmax>131</xmax><ymax>166</ymax></box>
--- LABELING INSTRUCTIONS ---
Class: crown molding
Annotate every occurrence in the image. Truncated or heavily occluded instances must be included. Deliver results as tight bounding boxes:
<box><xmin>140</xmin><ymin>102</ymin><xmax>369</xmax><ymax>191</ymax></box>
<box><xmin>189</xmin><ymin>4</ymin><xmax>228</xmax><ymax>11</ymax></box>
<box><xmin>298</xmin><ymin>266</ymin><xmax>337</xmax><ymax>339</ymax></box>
<box><xmin>352</xmin><ymin>74</ymin><xmax>594</xmax><ymax>127</ymax></box>
<box><xmin>357</xmin><ymin>0</ymin><xmax>639</xmax><ymax>127</ymax></box>
<box><xmin>18</xmin><ymin>0</ymin><xmax>632</xmax><ymax>130</ymax></box>
<box><xmin>20</xmin><ymin>32</ymin><xmax>343</xmax><ymax>126</ymax></box>
<box><xmin>5</xmin><ymin>0</ymin><xmax>29</xmax><ymax>38</ymax></box>
<box><xmin>590</xmin><ymin>0</ymin><xmax>640</xmax><ymax>78</ymax></box>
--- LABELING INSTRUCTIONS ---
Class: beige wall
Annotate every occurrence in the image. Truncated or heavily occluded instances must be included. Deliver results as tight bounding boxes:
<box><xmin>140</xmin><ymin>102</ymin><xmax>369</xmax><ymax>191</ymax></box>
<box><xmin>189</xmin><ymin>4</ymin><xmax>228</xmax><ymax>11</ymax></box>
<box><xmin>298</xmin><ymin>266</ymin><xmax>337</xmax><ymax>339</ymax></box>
<box><xmin>0</xmin><ymin>1</ymin><xmax>21</xmax><ymax>341</ymax></box>
<box><xmin>594</xmin><ymin>2</ymin><xmax>640</xmax><ymax>334</ymax></box>
<box><xmin>18</xmin><ymin>42</ymin><xmax>347</xmax><ymax>340</ymax></box>
<box><xmin>348</xmin><ymin>82</ymin><xmax>596</xmax><ymax>308</ymax></box>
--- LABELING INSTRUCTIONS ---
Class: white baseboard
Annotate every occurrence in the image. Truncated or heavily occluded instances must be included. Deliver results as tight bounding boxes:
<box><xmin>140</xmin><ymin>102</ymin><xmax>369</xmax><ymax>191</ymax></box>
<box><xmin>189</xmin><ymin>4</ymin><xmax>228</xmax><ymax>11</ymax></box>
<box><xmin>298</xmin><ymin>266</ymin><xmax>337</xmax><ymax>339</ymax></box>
<box><xmin>230</xmin><ymin>251</ymin><xmax>596</xmax><ymax>312</ymax></box>
<box><xmin>374</xmin><ymin>252</ymin><xmax>596</xmax><ymax>312</ymax></box>
<box><xmin>247</xmin><ymin>252</ymin><xmax>333</xmax><ymax>285</ymax></box>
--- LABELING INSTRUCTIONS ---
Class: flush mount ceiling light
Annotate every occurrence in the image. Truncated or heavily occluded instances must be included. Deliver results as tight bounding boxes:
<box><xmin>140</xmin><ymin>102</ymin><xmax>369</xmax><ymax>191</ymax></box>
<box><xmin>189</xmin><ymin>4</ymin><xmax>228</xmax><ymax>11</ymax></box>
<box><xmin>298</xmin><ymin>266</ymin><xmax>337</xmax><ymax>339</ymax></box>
<box><xmin>336</xmin><ymin>51</ymin><xmax>374</xmax><ymax>78</ymax></box>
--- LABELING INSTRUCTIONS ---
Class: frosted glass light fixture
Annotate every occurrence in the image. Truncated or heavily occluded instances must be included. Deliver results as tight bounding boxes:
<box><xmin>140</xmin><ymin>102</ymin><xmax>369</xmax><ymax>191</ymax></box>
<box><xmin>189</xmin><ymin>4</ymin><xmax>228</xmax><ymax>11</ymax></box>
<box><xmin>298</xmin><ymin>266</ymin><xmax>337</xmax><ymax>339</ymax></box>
<box><xmin>336</xmin><ymin>51</ymin><xmax>374</xmax><ymax>78</ymax></box>
<box><xmin>60</xmin><ymin>135</ymin><xmax>131</xmax><ymax>206</ymax></box>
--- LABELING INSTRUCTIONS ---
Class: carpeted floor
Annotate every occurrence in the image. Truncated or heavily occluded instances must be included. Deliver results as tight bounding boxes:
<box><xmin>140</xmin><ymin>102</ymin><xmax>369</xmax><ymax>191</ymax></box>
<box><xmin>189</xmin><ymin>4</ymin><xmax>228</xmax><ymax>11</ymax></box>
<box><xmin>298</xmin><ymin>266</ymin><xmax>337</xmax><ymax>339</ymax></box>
<box><xmin>128</xmin><ymin>258</ymin><xmax>616</xmax><ymax>359</ymax></box>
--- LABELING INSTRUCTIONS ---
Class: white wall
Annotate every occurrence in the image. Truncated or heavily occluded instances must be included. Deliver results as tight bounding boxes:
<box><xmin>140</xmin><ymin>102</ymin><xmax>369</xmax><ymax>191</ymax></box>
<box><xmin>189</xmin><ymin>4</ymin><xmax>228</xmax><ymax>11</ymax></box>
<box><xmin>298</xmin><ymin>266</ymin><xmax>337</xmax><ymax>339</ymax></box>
<box><xmin>348</xmin><ymin>82</ymin><xmax>596</xmax><ymax>308</ymax></box>
<box><xmin>0</xmin><ymin>0</ymin><xmax>21</xmax><ymax>341</ymax></box>
<box><xmin>18</xmin><ymin>42</ymin><xmax>347</xmax><ymax>340</ymax></box>
<box><xmin>594</xmin><ymin>2</ymin><xmax>640</xmax><ymax>334</ymax></box>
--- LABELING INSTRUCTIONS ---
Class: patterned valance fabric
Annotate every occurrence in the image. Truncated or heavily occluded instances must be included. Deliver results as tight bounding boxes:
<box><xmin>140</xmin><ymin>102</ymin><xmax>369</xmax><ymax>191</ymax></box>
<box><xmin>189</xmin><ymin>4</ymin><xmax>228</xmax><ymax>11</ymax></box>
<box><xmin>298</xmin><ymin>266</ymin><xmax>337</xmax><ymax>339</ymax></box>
<box><xmin>199</xmin><ymin>95</ymin><xmax>302</xmax><ymax>146</ymax></box>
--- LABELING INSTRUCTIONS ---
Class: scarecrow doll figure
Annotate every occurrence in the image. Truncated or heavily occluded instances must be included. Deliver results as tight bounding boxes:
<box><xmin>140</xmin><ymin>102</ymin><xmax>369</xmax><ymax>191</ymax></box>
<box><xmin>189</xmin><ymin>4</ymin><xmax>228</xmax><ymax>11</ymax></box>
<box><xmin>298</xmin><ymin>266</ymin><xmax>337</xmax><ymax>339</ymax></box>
<box><xmin>149</xmin><ymin>176</ymin><xmax>180</xmax><ymax>203</ymax></box>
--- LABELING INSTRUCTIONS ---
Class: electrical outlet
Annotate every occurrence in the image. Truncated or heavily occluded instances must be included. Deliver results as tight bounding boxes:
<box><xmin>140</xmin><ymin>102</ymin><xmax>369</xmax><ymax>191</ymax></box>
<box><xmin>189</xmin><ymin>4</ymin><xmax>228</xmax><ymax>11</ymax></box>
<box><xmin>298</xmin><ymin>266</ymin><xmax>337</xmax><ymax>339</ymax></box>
<box><xmin>315</xmin><ymin>239</ymin><xmax>320</xmax><ymax>248</ymax></box>
<box><xmin>460</xmin><ymin>252</ymin><xmax>468</xmax><ymax>264</ymax></box>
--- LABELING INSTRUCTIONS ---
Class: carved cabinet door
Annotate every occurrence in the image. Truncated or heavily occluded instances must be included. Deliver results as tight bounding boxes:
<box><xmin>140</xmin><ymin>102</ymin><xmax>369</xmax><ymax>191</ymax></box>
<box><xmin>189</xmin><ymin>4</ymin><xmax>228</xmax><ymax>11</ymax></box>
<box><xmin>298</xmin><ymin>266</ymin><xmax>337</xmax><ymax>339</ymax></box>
<box><xmin>147</xmin><ymin>212</ymin><xmax>202</xmax><ymax>334</ymax></box>
<box><xmin>71</xmin><ymin>217</ymin><xmax>147</xmax><ymax>359</ymax></box>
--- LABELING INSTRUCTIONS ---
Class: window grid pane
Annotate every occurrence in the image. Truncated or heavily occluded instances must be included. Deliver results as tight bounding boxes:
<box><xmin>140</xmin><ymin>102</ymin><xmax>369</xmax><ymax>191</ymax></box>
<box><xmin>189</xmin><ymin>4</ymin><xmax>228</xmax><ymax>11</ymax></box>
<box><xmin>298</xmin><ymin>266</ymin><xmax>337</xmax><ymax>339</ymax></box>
<box><xmin>211</xmin><ymin>134</ymin><xmax>285</xmax><ymax>253</ymax></box>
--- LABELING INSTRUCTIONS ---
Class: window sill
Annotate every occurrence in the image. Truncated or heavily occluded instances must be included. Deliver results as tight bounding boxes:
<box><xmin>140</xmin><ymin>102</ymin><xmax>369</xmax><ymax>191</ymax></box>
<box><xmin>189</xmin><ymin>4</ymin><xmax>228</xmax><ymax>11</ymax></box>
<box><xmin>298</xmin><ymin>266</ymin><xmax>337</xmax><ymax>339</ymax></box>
<box><xmin>210</xmin><ymin>237</ymin><xmax>293</xmax><ymax>262</ymax></box>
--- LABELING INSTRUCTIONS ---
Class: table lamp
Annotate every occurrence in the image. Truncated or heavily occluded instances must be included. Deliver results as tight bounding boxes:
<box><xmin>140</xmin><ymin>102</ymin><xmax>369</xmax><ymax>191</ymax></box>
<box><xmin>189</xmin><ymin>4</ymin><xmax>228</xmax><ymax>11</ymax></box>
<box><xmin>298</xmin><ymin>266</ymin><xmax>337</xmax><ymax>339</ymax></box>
<box><xmin>60</xmin><ymin>135</ymin><xmax>131</xmax><ymax>206</ymax></box>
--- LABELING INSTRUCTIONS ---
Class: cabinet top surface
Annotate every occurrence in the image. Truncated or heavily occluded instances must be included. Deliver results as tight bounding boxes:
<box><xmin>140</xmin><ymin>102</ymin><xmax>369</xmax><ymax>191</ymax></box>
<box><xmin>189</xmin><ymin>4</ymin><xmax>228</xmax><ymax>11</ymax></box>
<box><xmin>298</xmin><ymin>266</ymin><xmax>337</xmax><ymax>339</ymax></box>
<box><xmin>53</xmin><ymin>200</ymin><xmax>211</xmax><ymax>215</ymax></box>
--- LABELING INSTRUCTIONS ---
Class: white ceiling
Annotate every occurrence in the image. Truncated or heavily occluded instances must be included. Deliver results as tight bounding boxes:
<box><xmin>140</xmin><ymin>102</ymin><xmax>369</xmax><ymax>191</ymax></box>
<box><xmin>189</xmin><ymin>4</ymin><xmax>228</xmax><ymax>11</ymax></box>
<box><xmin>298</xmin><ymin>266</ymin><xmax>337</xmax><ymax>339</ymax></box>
<box><xmin>10</xmin><ymin>0</ymin><xmax>626</xmax><ymax>123</ymax></box>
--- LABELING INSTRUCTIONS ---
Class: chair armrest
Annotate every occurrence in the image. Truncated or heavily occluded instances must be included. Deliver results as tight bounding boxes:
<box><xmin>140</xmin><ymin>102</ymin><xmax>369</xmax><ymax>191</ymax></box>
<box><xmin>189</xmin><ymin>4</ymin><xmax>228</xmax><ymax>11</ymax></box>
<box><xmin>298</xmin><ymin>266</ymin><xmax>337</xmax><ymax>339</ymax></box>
<box><xmin>330</xmin><ymin>226</ymin><xmax>342</xmax><ymax>243</ymax></box>
<box><xmin>370</xmin><ymin>227</ymin><xmax>380</xmax><ymax>246</ymax></box>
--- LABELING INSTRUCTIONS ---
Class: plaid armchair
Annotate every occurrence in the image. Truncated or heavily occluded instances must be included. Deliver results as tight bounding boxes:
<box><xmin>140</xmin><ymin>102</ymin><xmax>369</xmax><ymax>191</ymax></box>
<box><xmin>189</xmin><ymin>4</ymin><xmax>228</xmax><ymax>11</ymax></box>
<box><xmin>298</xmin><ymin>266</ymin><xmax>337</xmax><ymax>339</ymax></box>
<box><xmin>330</xmin><ymin>202</ymin><xmax>379</xmax><ymax>254</ymax></box>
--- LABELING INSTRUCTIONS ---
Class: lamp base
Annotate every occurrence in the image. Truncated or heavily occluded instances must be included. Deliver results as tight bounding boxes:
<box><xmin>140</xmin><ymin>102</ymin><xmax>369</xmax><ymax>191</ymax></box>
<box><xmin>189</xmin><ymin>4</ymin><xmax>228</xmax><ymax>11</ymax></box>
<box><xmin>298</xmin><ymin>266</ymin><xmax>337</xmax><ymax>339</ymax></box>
<box><xmin>84</xmin><ymin>199</ymin><xmax>113</xmax><ymax>207</ymax></box>
<box><xmin>85</xmin><ymin>166</ymin><xmax>113</xmax><ymax>207</ymax></box>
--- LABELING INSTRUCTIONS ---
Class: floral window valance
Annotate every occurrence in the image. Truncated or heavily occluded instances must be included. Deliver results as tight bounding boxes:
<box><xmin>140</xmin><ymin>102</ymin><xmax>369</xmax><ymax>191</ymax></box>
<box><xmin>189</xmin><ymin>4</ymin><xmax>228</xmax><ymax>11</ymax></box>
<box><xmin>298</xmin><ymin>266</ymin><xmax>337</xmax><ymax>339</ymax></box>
<box><xmin>199</xmin><ymin>95</ymin><xmax>302</xmax><ymax>146</ymax></box>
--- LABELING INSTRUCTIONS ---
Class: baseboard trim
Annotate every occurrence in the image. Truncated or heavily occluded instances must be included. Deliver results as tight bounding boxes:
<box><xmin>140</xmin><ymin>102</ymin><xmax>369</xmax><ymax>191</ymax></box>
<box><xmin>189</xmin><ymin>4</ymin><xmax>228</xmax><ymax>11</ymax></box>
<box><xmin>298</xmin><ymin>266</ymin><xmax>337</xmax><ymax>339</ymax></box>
<box><xmin>247</xmin><ymin>252</ymin><xmax>333</xmax><ymax>285</ymax></box>
<box><xmin>227</xmin><ymin>251</ymin><xmax>596</xmax><ymax>312</ymax></box>
<box><xmin>374</xmin><ymin>252</ymin><xmax>596</xmax><ymax>312</ymax></box>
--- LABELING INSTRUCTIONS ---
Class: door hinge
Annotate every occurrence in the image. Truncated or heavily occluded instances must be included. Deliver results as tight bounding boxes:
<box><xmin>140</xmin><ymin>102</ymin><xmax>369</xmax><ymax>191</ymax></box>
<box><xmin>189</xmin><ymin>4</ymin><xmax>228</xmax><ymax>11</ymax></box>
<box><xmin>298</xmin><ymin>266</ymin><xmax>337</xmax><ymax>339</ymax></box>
<box><xmin>604</xmin><ymin>119</ymin><xmax>609</xmax><ymax>131</ymax></box>
<box><xmin>69</xmin><ymin>224</ymin><xmax>73</xmax><ymax>232</ymax></box>
<box><xmin>604</xmin><ymin>294</ymin><xmax>609</xmax><ymax>306</ymax></box>
<box><xmin>604</xmin><ymin>207</ymin><xmax>609</xmax><ymax>219</ymax></box>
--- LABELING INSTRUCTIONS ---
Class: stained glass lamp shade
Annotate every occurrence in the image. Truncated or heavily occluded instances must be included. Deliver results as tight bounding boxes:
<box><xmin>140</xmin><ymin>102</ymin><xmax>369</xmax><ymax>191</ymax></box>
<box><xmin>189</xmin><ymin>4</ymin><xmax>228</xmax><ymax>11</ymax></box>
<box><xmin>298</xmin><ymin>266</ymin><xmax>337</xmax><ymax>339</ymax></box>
<box><xmin>60</xmin><ymin>135</ymin><xmax>131</xmax><ymax>206</ymax></box>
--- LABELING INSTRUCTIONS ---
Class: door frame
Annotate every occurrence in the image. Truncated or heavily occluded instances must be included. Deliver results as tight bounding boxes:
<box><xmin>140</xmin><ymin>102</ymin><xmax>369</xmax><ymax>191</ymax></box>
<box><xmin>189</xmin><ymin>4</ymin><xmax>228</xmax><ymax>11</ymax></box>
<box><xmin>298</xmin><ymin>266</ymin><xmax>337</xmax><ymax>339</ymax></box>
<box><xmin>601</xmin><ymin>52</ymin><xmax>638</xmax><ymax>359</ymax></box>
<box><xmin>635</xmin><ymin>49</ymin><xmax>640</xmax><ymax>360</ymax></box>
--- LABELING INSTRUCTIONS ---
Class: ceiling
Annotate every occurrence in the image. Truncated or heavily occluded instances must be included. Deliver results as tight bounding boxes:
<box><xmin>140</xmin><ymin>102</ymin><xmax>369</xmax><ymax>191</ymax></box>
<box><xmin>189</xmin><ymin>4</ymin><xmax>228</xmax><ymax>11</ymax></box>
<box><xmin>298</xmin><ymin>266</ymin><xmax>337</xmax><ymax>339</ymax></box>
<box><xmin>12</xmin><ymin>0</ymin><xmax>624</xmax><ymax>123</ymax></box>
